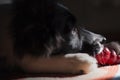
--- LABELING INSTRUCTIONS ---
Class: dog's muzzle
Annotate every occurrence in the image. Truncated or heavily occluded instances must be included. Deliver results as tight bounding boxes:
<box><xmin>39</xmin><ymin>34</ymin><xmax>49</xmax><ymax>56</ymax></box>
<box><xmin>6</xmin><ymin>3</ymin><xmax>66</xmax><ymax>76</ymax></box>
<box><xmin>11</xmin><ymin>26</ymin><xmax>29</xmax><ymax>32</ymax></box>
<box><xmin>79</xmin><ymin>28</ymin><xmax>106</xmax><ymax>55</ymax></box>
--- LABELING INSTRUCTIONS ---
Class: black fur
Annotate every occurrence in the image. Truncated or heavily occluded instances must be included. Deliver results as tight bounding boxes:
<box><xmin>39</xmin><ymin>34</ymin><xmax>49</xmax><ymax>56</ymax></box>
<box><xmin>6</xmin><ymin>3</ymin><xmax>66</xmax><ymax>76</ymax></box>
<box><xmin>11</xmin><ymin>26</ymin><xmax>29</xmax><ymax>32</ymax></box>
<box><xmin>12</xmin><ymin>0</ymin><xmax>77</xmax><ymax>57</ymax></box>
<box><xmin>12</xmin><ymin>0</ymin><xmax>106</xmax><ymax>58</ymax></box>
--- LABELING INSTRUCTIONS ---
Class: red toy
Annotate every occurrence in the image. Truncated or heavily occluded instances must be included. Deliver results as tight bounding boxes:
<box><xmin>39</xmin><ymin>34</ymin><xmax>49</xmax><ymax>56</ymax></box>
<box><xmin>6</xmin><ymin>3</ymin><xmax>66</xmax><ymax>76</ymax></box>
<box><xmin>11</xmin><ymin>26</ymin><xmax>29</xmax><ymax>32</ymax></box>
<box><xmin>95</xmin><ymin>47</ymin><xmax>120</xmax><ymax>65</ymax></box>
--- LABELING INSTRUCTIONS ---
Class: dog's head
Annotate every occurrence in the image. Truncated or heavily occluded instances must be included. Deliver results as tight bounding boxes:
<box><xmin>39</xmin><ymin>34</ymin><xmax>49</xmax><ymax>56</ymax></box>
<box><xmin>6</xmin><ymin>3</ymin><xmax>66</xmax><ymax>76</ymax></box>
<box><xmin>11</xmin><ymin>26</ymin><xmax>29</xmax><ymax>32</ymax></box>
<box><xmin>12</xmin><ymin>0</ymin><xmax>106</xmax><ymax>57</ymax></box>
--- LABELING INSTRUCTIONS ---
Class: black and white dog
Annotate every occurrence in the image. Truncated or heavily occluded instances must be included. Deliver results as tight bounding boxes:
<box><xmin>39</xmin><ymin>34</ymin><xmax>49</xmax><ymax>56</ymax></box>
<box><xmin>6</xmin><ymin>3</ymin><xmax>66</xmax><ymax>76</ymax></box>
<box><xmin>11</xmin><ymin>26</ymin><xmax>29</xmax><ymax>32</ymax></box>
<box><xmin>1</xmin><ymin>0</ymin><xmax>110</xmax><ymax>74</ymax></box>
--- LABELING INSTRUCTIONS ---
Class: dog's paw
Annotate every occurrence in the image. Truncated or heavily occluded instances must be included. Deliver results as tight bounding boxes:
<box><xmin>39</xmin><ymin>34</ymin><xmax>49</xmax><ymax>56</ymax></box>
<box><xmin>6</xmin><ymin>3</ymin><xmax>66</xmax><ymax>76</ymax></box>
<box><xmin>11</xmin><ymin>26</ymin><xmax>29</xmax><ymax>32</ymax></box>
<box><xmin>105</xmin><ymin>42</ymin><xmax>120</xmax><ymax>55</ymax></box>
<box><xmin>64</xmin><ymin>53</ymin><xmax>98</xmax><ymax>74</ymax></box>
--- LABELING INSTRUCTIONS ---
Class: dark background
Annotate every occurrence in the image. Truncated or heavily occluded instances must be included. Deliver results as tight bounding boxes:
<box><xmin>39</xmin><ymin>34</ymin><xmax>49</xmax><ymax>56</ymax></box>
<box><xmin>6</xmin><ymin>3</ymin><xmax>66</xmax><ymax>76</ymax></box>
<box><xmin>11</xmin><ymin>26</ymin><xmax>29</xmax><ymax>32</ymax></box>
<box><xmin>62</xmin><ymin>0</ymin><xmax>120</xmax><ymax>42</ymax></box>
<box><xmin>1</xmin><ymin>0</ymin><xmax>120</xmax><ymax>42</ymax></box>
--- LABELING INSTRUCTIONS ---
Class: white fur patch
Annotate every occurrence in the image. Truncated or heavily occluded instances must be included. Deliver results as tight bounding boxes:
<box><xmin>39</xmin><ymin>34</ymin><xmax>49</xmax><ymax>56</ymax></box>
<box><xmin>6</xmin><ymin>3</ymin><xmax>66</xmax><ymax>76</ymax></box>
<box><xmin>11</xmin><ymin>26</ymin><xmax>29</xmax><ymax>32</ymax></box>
<box><xmin>69</xmin><ymin>30</ymin><xmax>82</xmax><ymax>49</ymax></box>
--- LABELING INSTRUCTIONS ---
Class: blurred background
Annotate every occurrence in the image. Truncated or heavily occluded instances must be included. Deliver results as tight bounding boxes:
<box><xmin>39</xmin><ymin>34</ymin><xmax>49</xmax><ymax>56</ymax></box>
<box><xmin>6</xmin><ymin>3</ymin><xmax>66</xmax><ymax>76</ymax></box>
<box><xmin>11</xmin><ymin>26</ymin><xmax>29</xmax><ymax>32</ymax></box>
<box><xmin>62</xmin><ymin>0</ymin><xmax>120</xmax><ymax>42</ymax></box>
<box><xmin>1</xmin><ymin>0</ymin><xmax>120</xmax><ymax>42</ymax></box>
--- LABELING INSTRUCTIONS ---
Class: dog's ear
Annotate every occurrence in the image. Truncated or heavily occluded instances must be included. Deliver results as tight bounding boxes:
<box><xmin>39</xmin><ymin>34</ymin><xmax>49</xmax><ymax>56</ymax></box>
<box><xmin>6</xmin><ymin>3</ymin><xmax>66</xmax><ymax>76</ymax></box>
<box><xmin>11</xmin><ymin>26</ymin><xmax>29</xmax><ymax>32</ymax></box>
<box><xmin>12</xmin><ymin>0</ymin><xmax>57</xmax><ymax>37</ymax></box>
<box><xmin>12</xmin><ymin>0</ymin><xmax>56</xmax><ymax>15</ymax></box>
<box><xmin>105</xmin><ymin>42</ymin><xmax>120</xmax><ymax>54</ymax></box>
<box><xmin>12</xmin><ymin>0</ymin><xmax>76</xmax><ymax>33</ymax></box>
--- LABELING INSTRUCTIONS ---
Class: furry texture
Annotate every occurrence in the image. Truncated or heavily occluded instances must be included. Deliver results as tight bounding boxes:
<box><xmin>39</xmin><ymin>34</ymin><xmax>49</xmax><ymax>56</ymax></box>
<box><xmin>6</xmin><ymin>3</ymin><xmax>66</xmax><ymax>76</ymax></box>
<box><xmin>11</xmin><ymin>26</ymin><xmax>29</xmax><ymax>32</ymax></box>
<box><xmin>2</xmin><ymin>0</ymin><xmax>119</xmax><ymax>76</ymax></box>
<box><xmin>11</xmin><ymin>0</ymin><xmax>106</xmax><ymax>74</ymax></box>
<box><xmin>12</xmin><ymin>0</ymin><xmax>77</xmax><ymax>57</ymax></box>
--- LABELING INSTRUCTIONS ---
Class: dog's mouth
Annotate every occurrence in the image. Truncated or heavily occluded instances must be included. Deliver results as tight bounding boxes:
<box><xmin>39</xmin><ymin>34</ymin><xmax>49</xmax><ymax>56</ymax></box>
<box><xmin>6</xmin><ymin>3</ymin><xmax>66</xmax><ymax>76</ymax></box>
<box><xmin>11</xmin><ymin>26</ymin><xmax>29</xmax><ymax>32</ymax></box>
<box><xmin>76</xmin><ymin>28</ymin><xmax>107</xmax><ymax>56</ymax></box>
<box><xmin>80</xmin><ymin>41</ymin><xmax>105</xmax><ymax>56</ymax></box>
<box><xmin>92</xmin><ymin>41</ymin><xmax>105</xmax><ymax>54</ymax></box>
<box><xmin>80</xmin><ymin>43</ymin><xmax>104</xmax><ymax>55</ymax></box>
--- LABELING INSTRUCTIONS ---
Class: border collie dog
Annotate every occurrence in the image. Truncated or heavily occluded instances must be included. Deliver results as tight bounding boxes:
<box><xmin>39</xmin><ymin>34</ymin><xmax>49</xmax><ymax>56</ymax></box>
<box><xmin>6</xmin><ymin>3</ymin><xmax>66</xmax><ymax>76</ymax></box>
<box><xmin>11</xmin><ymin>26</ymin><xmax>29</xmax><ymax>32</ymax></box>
<box><xmin>2</xmin><ymin>0</ymin><xmax>107</xmax><ymax>74</ymax></box>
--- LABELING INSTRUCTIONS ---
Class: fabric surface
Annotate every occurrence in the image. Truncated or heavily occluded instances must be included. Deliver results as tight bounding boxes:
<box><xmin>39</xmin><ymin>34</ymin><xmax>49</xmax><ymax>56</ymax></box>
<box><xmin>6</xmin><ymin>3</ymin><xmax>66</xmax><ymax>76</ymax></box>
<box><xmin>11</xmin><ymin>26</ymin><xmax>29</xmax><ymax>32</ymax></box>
<box><xmin>15</xmin><ymin>64</ymin><xmax>120</xmax><ymax>80</ymax></box>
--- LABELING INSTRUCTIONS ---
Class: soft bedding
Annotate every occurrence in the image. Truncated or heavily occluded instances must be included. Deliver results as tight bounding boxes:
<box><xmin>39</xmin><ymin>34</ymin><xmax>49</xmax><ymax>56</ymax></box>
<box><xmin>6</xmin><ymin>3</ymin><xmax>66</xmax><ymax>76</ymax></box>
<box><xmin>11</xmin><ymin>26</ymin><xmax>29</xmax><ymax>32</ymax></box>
<box><xmin>11</xmin><ymin>64</ymin><xmax>120</xmax><ymax>80</ymax></box>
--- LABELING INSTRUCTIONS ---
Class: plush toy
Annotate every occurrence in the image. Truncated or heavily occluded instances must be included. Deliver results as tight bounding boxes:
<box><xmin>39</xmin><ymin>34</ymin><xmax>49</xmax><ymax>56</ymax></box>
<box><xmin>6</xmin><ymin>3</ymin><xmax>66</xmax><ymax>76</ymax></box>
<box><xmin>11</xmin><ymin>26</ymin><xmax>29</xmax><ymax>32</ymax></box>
<box><xmin>95</xmin><ymin>42</ymin><xmax>120</xmax><ymax>66</ymax></box>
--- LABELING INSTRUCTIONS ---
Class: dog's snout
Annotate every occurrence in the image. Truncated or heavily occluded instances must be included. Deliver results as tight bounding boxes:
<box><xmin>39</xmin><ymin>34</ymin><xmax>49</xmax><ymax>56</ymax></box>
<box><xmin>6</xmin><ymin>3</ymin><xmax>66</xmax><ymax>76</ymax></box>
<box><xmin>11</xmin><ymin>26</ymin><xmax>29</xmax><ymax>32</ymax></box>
<box><xmin>93</xmin><ymin>36</ymin><xmax>106</xmax><ymax>54</ymax></box>
<box><xmin>78</xmin><ymin>28</ymin><xmax>107</xmax><ymax>55</ymax></box>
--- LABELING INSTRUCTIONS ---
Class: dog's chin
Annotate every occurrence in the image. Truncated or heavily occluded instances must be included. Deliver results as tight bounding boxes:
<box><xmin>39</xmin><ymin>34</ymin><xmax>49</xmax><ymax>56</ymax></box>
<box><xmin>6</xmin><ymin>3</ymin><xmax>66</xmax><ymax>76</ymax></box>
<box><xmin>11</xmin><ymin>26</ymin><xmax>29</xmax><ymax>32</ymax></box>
<box><xmin>79</xmin><ymin>41</ymin><xmax>104</xmax><ymax>56</ymax></box>
<box><xmin>96</xmin><ymin>45</ymin><xmax>104</xmax><ymax>54</ymax></box>
<box><xmin>93</xmin><ymin>42</ymin><xmax>104</xmax><ymax>54</ymax></box>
